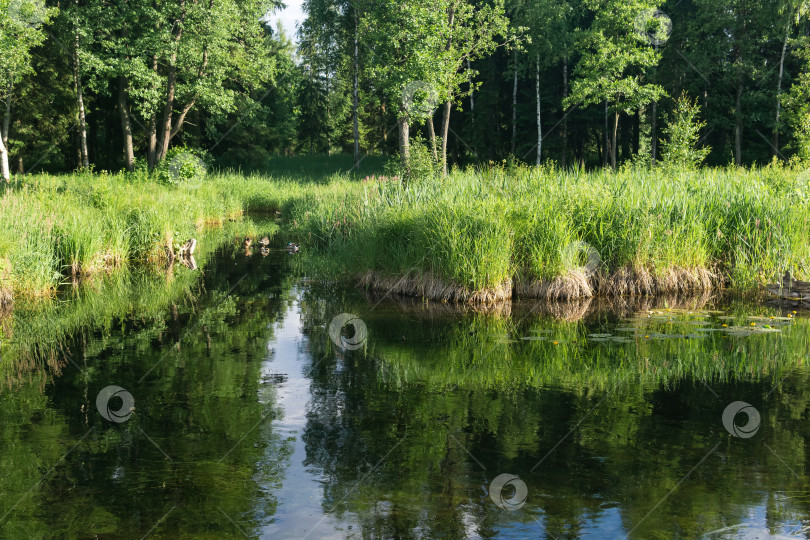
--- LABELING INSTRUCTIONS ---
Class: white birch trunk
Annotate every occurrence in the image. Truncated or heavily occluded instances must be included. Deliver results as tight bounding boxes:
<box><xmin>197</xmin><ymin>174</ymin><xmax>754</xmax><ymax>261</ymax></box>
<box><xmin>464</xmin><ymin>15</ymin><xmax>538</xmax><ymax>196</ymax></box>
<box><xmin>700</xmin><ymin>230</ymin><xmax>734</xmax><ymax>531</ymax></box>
<box><xmin>774</xmin><ymin>24</ymin><xmax>790</xmax><ymax>156</ymax></box>
<box><xmin>1</xmin><ymin>96</ymin><xmax>11</xmax><ymax>180</ymax></box>
<box><xmin>353</xmin><ymin>15</ymin><xmax>360</xmax><ymax>169</ymax></box>
<box><xmin>562</xmin><ymin>56</ymin><xmax>568</xmax><ymax>167</ymax></box>
<box><xmin>536</xmin><ymin>53</ymin><xmax>542</xmax><ymax>166</ymax></box>
<box><xmin>0</xmin><ymin>137</ymin><xmax>9</xmax><ymax>181</ymax></box>
<box><xmin>468</xmin><ymin>58</ymin><xmax>475</xmax><ymax>121</ymax></box>
<box><xmin>74</xmin><ymin>21</ymin><xmax>89</xmax><ymax>169</ymax></box>
<box><xmin>511</xmin><ymin>49</ymin><xmax>518</xmax><ymax>155</ymax></box>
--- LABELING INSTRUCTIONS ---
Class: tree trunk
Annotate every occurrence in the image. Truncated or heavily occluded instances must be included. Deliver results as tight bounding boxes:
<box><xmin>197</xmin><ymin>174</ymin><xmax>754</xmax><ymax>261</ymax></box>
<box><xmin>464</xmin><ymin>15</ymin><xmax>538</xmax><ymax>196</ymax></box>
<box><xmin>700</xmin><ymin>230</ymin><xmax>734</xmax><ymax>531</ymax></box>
<box><xmin>2</xmin><ymin>94</ymin><xmax>10</xmax><ymax>165</ymax></box>
<box><xmin>147</xmin><ymin>115</ymin><xmax>158</xmax><ymax>171</ymax></box>
<box><xmin>440</xmin><ymin>100</ymin><xmax>451</xmax><ymax>175</ymax></box>
<box><xmin>157</xmin><ymin>62</ymin><xmax>177</xmax><ymax>163</ymax></box>
<box><xmin>74</xmin><ymin>27</ymin><xmax>89</xmax><ymax>170</ymax></box>
<box><xmin>439</xmin><ymin>6</ymin><xmax>455</xmax><ymax>176</ymax></box>
<box><xmin>147</xmin><ymin>54</ymin><xmax>158</xmax><ymax>171</ymax></box>
<box><xmin>651</xmin><ymin>99</ymin><xmax>658</xmax><ymax>164</ymax></box>
<box><xmin>774</xmin><ymin>24</ymin><xmax>790</xmax><ymax>158</ymax></box>
<box><xmin>118</xmin><ymin>77</ymin><xmax>135</xmax><ymax>172</ymax></box>
<box><xmin>353</xmin><ymin>14</ymin><xmax>360</xmax><ymax>170</ymax></box>
<box><xmin>604</xmin><ymin>101</ymin><xmax>609</xmax><ymax>168</ymax></box>
<box><xmin>511</xmin><ymin>48</ymin><xmax>518</xmax><ymax>156</ymax></box>
<box><xmin>611</xmin><ymin>110</ymin><xmax>619</xmax><ymax>169</ymax></box>
<box><xmin>16</xmin><ymin>155</ymin><xmax>23</xmax><ymax>174</ymax></box>
<box><xmin>157</xmin><ymin>8</ymin><xmax>185</xmax><ymax>164</ymax></box>
<box><xmin>381</xmin><ymin>101</ymin><xmax>387</xmax><ymax>143</ymax></box>
<box><xmin>536</xmin><ymin>53</ymin><xmax>542</xmax><ymax>166</ymax></box>
<box><xmin>398</xmin><ymin>116</ymin><xmax>410</xmax><ymax>178</ymax></box>
<box><xmin>621</xmin><ymin>109</ymin><xmax>631</xmax><ymax>162</ymax></box>
<box><xmin>427</xmin><ymin>114</ymin><xmax>438</xmax><ymax>162</ymax></box>
<box><xmin>735</xmin><ymin>76</ymin><xmax>743</xmax><ymax>166</ymax></box>
<box><xmin>632</xmin><ymin>109</ymin><xmax>640</xmax><ymax>155</ymax></box>
<box><xmin>468</xmin><ymin>57</ymin><xmax>475</xmax><ymax>124</ymax></box>
<box><xmin>562</xmin><ymin>56</ymin><xmax>568</xmax><ymax>168</ymax></box>
<box><xmin>325</xmin><ymin>72</ymin><xmax>331</xmax><ymax>156</ymax></box>
<box><xmin>0</xmin><ymin>136</ymin><xmax>9</xmax><ymax>181</ymax></box>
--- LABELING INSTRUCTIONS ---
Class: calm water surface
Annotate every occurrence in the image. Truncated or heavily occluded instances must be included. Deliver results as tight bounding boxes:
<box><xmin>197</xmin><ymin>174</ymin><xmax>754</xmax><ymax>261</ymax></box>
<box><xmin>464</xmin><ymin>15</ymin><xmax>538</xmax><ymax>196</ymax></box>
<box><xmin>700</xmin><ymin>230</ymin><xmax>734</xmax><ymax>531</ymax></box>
<box><xmin>1</xmin><ymin>235</ymin><xmax>809</xmax><ymax>539</ymax></box>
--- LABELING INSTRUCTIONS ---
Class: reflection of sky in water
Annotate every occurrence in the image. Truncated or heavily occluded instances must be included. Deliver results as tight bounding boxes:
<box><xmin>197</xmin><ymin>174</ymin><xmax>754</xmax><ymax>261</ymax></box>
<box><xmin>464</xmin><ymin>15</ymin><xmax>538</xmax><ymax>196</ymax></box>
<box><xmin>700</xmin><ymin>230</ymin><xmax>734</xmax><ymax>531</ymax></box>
<box><xmin>253</xmin><ymin>293</ymin><xmax>810</xmax><ymax>539</ymax></box>
<box><xmin>4</xmin><ymin>239</ymin><xmax>810</xmax><ymax>539</ymax></box>
<box><xmin>260</xmin><ymin>294</ymin><xmax>353</xmax><ymax>539</ymax></box>
<box><xmin>703</xmin><ymin>501</ymin><xmax>807</xmax><ymax>539</ymax></box>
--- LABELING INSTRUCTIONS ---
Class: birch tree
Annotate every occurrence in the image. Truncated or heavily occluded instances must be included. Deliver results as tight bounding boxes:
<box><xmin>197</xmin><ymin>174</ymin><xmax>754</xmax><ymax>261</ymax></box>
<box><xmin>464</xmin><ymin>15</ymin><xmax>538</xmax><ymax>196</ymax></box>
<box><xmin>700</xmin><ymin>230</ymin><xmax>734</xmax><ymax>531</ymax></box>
<box><xmin>361</xmin><ymin>1</ymin><xmax>448</xmax><ymax>175</ymax></box>
<box><xmin>774</xmin><ymin>0</ymin><xmax>810</xmax><ymax>156</ymax></box>
<box><xmin>0</xmin><ymin>0</ymin><xmax>54</xmax><ymax>180</ymax></box>
<box><xmin>566</xmin><ymin>0</ymin><xmax>666</xmax><ymax>169</ymax></box>
<box><xmin>435</xmin><ymin>0</ymin><xmax>513</xmax><ymax>175</ymax></box>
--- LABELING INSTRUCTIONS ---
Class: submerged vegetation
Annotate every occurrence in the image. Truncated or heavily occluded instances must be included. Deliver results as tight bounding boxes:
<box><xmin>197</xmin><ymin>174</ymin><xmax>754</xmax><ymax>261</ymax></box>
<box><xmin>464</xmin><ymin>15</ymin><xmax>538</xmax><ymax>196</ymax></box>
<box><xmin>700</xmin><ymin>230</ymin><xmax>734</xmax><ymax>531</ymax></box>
<box><xmin>1</xmin><ymin>160</ymin><xmax>809</xmax><ymax>306</ymax></box>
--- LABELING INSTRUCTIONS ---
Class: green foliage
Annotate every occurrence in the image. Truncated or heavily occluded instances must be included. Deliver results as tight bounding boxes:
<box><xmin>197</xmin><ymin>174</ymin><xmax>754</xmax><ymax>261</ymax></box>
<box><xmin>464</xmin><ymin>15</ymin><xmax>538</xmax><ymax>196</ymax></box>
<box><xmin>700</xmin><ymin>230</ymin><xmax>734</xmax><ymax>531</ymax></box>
<box><xmin>384</xmin><ymin>135</ymin><xmax>439</xmax><ymax>183</ymax></box>
<box><xmin>155</xmin><ymin>146</ymin><xmax>212</xmax><ymax>187</ymax></box>
<box><xmin>783</xmin><ymin>37</ymin><xmax>810</xmax><ymax>162</ymax></box>
<box><xmin>660</xmin><ymin>93</ymin><xmax>711</xmax><ymax>168</ymax></box>
<box><xmin>566</xmin><ymin>0</ymin><xmax>666</xmax><ymax>112</ymax></box>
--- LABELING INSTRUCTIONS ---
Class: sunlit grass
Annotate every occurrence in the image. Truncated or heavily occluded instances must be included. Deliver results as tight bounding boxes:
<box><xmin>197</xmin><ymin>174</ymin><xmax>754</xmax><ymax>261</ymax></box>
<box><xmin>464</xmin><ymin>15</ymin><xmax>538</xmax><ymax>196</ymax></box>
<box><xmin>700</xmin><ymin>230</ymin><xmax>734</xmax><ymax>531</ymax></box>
<box><xmin>1</xmin><ymin>159</ymin><xmax>808</xmax><ymax>302</ymax></box>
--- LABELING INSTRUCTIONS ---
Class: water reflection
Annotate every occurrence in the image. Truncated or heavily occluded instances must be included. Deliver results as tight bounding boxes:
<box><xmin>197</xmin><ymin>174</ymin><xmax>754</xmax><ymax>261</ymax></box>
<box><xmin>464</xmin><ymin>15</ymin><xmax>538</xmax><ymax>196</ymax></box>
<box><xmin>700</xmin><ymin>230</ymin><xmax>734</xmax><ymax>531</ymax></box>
<box><xmin>297</xmin><ymin>287</ymin><xmax>810</xmax><ymax>539</ymax></box>
<box><xmin>1</xmin><ymin>241</ymin><xmax>809</xmax><ymax>538</ymax></box>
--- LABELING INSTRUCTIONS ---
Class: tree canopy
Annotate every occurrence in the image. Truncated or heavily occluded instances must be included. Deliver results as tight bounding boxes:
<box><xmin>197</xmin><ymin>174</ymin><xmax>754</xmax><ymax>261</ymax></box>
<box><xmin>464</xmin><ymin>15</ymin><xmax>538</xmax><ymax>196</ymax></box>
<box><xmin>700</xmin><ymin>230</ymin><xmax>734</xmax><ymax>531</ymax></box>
<box><xmin>1</xmin><ymin>0</ymin><xmax>810</xmax><ymax>179</ymax></box>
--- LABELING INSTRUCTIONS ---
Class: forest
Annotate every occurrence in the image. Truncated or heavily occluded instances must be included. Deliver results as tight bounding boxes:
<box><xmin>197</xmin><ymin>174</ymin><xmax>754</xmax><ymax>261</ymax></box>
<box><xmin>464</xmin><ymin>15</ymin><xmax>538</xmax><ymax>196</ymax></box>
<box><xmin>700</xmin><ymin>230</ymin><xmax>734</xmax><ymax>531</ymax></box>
<box><xmin>2</xmin><ymin>0</ymin><xmax>810</xmax><ymax>178</ymax></box>
<box><xmin>2</xmin><ymin>0</ymin><xmax>810</xmax><ymax>305</ymax></box>
<box><xmin>5</xmin><ymin>3</ymin><xmax>810</xmax><ymax>537</ymax></box>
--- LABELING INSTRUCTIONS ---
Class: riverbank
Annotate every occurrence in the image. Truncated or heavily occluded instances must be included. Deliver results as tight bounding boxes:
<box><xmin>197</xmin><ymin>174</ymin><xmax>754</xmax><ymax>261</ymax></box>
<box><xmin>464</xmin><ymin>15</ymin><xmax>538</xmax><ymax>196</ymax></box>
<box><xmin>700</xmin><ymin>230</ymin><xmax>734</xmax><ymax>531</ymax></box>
<box><xmin>1</xmin><ymin>161</ymin><xmax>808</xmax><ymax>305</ymax></box>
<box><xmin>288</xmin><ymin>163</ymin><xmax>809</xmax><ymax>302</ymax></box>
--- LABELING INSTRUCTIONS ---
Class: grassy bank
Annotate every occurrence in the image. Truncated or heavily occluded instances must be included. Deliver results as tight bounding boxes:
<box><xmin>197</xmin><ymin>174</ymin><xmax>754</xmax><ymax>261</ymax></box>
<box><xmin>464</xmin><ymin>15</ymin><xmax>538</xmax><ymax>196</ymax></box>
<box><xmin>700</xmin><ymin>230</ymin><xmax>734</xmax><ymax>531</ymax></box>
<box><xmin>286</xmin><ymin>163</ymin><xmax>810</xmax><ymax>301</ymax></box>
<box><xmin>0</xmin><ymin>172</ymin><xmax>280</xmax><ymax>303</ymax></box>
<box><xmin>1</xmin><ymin>160</ymin><xmax>809</xmax><ymax>304</ymax></box>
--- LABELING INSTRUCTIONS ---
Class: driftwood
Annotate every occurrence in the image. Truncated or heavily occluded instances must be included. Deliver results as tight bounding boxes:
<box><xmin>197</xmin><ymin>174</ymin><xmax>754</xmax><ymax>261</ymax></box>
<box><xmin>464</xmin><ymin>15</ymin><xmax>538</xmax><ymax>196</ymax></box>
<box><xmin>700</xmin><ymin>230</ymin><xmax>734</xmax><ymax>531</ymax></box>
<box><xmin>178</xmin><ymin>238</ymin><xmax>196</xmax><ymax>257</ymax></box>
<box><xmin>167</xmin><ymin>238</ymin><xmax>198</xmax><ymax>269</ymax></box>
<box><xmin>180</xmin><ymin>255</ymin><xmax>197</xmax><ymax>270</ymax></box>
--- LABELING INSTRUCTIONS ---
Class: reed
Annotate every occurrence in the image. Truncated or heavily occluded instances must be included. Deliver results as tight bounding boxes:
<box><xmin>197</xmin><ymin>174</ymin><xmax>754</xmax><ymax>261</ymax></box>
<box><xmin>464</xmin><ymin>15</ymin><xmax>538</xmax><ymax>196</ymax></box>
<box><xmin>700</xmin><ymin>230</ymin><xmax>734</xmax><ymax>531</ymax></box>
<box><xmin>286</xmin><ymin>162</ymin><xmax>810</xmax><ymax>302</ymax></box>
<box><xmin>2</xmin><ymin>158</ymin><xmax>808</xmax><ymax>304</ymax></box>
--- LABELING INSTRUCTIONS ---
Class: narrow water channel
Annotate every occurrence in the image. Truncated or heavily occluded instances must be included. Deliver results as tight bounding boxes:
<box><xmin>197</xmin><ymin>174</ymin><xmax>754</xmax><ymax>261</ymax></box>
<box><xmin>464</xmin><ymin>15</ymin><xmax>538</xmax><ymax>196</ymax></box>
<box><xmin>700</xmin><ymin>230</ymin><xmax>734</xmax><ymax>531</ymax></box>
<box><xmin>1</xmin><ymin>235</ymin><xmax>809</xmax><ymax>539</ymax></box>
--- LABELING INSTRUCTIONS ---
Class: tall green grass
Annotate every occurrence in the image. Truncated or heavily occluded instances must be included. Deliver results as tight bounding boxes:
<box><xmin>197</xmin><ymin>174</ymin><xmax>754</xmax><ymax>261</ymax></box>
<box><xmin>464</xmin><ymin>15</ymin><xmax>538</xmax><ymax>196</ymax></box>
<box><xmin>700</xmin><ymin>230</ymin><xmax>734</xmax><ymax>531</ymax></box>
<box><xmin>286</xmin><ymin>163</ymin><xmax>810</xmax><ymax>292</ymax></box>
<box><xmin>0</xmin><ymin>172</ymin><xmax>254</xmax><ymax>298</ymax></box>
<box><xmin>1</xmin><ymin>160</ymin><xmax>808</xmax><ymax>301</ymax></box>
